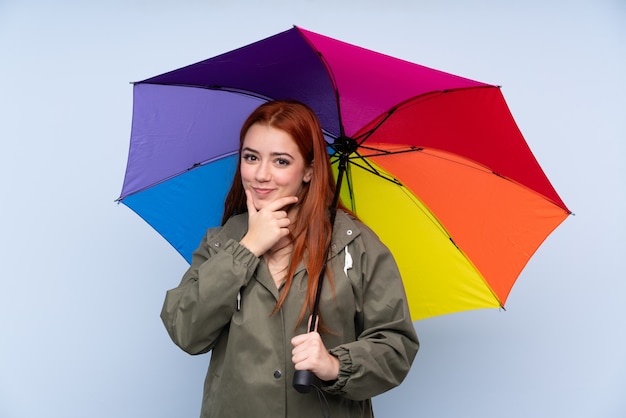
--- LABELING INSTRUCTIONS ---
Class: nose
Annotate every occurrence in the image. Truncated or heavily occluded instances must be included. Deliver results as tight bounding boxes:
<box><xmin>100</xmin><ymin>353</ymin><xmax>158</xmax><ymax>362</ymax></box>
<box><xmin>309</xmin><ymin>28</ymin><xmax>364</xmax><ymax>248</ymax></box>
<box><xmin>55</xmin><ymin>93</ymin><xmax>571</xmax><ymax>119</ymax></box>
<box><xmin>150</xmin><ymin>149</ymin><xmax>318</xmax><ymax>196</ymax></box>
<box><xmin>255</xmin><ymin>161</ymin><xmax>271</xmax><ymax>182</ymax></box>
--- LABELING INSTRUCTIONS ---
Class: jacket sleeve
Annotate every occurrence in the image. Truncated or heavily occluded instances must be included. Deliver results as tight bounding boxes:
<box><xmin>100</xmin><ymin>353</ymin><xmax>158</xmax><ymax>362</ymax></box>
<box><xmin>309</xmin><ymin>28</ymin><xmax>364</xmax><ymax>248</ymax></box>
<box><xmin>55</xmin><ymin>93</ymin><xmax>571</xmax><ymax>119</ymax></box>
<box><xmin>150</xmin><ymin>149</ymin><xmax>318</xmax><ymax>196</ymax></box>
<box><xmin>160</xmin><ymin>228</ymin><xmax>260</xmax><ymax>355</ymax></box>
<box><xmin>324</xmin><ymin>225</ymin><xmax>419</xmax><ymax>400</ymax></box>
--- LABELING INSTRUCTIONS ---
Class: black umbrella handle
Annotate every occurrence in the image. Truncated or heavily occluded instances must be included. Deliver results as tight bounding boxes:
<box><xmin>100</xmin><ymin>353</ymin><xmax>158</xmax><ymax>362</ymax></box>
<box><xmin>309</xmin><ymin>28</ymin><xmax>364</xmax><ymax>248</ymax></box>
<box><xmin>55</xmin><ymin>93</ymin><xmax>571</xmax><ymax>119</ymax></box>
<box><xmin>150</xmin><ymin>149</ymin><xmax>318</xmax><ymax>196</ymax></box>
<box><xmin>293</xmin><ymin>146</ymin><xmax>350</xmax><ymax>394</ymax></box>
<box><xmin>293</xmin><ymin>370</ymin><xmax>316</xmax><ymax>393</ymax></box>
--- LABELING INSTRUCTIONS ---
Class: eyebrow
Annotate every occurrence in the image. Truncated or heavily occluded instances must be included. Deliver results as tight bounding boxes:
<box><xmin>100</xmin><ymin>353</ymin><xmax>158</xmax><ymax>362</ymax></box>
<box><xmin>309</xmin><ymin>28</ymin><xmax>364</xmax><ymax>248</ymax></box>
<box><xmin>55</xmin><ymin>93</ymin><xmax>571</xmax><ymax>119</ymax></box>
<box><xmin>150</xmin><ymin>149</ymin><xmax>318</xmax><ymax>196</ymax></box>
<box><xmin>241</xmin><ymin>147</ymin><xmax>295</xmax><ymax>159</ymax></box>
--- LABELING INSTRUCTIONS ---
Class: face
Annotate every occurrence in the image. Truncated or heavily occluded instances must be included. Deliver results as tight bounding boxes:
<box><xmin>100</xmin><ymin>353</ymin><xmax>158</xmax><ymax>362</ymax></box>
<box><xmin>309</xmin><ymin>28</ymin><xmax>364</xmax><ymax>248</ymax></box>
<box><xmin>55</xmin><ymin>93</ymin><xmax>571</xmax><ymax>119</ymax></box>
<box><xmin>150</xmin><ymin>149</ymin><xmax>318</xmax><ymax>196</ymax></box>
<box><xmin>240</xmin><ymin>123</ymin><xmax>313</xmax><ymax>211</ymax></box>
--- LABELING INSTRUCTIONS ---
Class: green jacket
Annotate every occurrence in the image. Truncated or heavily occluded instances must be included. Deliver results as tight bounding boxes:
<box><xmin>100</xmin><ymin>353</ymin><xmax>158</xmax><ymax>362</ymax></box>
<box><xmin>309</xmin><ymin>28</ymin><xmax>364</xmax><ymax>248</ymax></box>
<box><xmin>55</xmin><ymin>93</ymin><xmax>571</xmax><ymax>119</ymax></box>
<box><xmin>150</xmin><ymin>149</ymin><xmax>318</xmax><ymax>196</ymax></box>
<box><xmin>161</xmin><ymin>211</ymin><xmax>419</xmax><ymax>418</ymax></box>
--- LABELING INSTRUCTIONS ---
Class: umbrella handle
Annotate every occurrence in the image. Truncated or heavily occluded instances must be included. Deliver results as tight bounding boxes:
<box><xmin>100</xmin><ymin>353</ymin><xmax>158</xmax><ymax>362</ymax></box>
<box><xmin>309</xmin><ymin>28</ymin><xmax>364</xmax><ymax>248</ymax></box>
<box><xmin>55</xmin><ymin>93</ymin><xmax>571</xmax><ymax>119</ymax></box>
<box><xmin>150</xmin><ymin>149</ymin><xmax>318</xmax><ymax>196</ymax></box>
<box><xmin>293</xmin><ymin>370</ymin><xmax>316</xmax><ymax>393</ymax></box>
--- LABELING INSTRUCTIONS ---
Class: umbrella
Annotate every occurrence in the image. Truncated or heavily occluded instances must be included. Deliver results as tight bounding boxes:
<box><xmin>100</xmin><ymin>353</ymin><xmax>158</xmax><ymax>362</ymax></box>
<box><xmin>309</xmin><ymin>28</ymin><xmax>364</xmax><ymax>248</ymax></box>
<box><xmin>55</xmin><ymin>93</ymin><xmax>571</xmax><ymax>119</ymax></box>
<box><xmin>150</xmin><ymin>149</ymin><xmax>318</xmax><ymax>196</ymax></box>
<box><xmin>118</xmin><ymin>26</ymin><xmax>571</xmax><ymax>321</ymax></box>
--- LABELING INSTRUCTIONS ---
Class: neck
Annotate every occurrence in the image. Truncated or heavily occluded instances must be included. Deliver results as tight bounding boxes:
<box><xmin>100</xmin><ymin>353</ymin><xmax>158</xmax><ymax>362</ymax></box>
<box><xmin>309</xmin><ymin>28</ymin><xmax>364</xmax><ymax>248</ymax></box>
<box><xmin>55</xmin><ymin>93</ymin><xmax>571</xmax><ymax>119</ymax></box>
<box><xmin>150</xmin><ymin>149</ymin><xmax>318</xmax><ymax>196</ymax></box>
<box><xmin>264</xmin><ymin>239</ymin><xmax>293</xmax><ymax>288</ymax></box>
<box><xmin>266</xmin><ymin>238</ymin><xmax>292</xmax><ymax>259</ymax></box>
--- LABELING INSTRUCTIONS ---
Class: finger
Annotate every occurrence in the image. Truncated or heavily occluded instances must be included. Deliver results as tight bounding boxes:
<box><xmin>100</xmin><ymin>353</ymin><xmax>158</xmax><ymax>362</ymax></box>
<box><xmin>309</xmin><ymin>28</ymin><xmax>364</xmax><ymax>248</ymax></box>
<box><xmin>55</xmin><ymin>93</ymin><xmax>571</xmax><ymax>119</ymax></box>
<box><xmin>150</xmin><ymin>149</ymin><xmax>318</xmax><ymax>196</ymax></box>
<box><xmin>291</xmin><ymin>338</ymin><xmax>311</xmax><ymax>364</ymax></box>
<box><xmin>274</xmin><ymin>215</ymin><xmax>292</xmax><ymax>229</ymax></box>
<box><xmin>291</xmin><ymin>331</ymin><xmax>319</xmax><ymax>349</ymax></box>
<box><xmin>245</xmin><ymin>189</ymin><xmax>257</xmax><ymax>214</ymax></box>
<box><xmin>291</xmin><ymin>333</ymin><xmax>308</xmax><ymax>347</ymax></box>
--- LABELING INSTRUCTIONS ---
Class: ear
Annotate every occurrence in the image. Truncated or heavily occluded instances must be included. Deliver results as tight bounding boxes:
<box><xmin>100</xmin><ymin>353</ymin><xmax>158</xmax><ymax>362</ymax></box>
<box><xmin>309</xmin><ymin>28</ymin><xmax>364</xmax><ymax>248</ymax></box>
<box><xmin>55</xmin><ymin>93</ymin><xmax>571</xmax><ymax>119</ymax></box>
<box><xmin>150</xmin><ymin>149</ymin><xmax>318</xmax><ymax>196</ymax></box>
<box><xmin>303</xmin><ymin>164</ymin><xmax>313</xmax><ymax>183</ymax></box>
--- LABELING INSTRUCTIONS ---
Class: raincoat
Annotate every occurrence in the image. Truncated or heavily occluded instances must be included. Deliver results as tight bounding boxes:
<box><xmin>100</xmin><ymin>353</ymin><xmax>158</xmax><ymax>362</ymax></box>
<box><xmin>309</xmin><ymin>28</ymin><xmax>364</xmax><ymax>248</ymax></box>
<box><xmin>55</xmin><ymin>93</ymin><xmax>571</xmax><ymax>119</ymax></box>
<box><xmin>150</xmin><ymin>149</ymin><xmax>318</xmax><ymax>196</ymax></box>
<box><xmin>161</xmin><ymin>210</ymin><xmax>419</xmax><ymax>418</ymax></box>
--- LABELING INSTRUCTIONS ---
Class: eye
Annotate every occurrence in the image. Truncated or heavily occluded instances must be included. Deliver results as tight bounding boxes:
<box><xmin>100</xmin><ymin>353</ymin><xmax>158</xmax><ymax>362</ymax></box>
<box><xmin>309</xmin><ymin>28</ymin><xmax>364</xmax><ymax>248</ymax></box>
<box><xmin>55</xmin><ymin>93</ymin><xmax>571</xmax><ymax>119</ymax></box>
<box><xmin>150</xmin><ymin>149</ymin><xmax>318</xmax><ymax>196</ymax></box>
<box><xmin>242</xmin><ymin>153</ymin><xmax>257</xmax><ymax>162</ymax></box>
<box><xmin>275</xmin><ymin>158</ymin><xmax>290</xmax><ymax>166</ymax></box>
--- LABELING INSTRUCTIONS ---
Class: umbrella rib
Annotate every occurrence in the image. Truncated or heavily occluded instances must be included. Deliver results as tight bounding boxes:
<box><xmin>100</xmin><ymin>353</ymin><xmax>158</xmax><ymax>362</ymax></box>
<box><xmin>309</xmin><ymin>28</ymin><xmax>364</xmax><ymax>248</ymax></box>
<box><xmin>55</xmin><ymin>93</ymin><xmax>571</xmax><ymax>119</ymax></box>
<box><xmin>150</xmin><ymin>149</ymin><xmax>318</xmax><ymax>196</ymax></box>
<box><xmin>395</xmin><ymin>185</ymin><xmax>463</xmax><ymax>260</ymax></box>
<box><xmin>348</xmin><ymin>146</ymin><xmax>425</xmax><ymax>185</ymax></box>
<box><xmin>331</xmin><ymin>145</ymin><xmax>427</xmax><ymax>187</ymax></box>
<box><xmin>355</xmin><ymin>145</ymin><xmax>425</xmax><ymax>158</ymax></box>
<box><xmin>308</xmin><ymin>48</ymin><xmax>346</xmax><ymax>138</ymax></box>
<box><xmin>418</xmin><ymin>148</ymin><xmax>572</xmax><ymax>212</ymax></box>
<box><xmin>119</xmin><ymin>151</ymin><xmax>239</xmax><ymax>200</ymax></box>
<box><xmin>139</xmin><ymin>81</ymin><xmax>277</xmax><ymax>103</ymax></box>
<box><xmin>330</xmin><ymin>153</ymin><xmax>402</xmax><ymax>186</ymax></box>
<box><xmin>205</xmin><ymin>86</ymin><xmax>275</xmax><ymax>102</ymax></box>
<box><xmin>353</xmin><ymin>108</ymin><xmax>397</xmax><ymax>145</ymax></box>
<box><xmin>351</xmin><ymin>160</ymin><xmax>402</xmax><ymax>185</ymax></box>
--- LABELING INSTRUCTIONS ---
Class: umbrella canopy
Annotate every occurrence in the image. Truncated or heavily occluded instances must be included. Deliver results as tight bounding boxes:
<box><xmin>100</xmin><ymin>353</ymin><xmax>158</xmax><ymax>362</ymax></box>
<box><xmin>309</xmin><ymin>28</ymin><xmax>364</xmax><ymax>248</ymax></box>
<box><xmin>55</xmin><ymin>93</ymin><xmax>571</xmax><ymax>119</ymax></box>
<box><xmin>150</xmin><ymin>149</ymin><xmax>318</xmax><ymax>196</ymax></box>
<box><xmin>118</xmin><ymin>26</ymin><xmax>570</xmax><ymax>320</ymax></box>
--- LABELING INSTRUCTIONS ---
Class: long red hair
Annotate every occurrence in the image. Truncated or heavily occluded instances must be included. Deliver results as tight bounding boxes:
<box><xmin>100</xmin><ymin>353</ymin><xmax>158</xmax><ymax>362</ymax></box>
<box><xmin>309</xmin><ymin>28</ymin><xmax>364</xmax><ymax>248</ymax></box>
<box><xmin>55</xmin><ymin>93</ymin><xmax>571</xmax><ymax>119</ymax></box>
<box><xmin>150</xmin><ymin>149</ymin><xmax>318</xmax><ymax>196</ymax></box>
<box><xmin>222</xmin><ymin>100</ymin><xmax>345</xmax><ymax>326</ymax></box>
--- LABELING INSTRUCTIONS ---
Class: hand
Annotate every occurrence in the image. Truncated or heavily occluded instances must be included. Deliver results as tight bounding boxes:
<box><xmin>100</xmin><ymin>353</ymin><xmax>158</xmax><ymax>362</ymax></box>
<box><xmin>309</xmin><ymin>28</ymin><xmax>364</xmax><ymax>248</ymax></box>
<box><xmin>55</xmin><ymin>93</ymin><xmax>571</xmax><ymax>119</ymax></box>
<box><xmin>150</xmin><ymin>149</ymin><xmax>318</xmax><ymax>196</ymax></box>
<box><xmin>239</xmin><ymin>190</ymin><xmax>298</xmax><ymax>257</ymax></box>
<box><xmin>291</xmin><ymin>330</ymin><xmax>340</xmax><ymax>382</ymax></box>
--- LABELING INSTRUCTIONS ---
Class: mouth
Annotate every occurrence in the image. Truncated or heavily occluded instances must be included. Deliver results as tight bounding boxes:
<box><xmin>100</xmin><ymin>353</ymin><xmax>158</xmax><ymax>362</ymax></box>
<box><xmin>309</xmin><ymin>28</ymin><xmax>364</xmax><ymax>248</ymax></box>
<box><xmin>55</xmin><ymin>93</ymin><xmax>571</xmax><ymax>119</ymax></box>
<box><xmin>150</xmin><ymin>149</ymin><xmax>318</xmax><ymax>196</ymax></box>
<box><xmin>252</xmin><ymin>187</ymin><xmax>274</xmax><ymax>196</ymax></box>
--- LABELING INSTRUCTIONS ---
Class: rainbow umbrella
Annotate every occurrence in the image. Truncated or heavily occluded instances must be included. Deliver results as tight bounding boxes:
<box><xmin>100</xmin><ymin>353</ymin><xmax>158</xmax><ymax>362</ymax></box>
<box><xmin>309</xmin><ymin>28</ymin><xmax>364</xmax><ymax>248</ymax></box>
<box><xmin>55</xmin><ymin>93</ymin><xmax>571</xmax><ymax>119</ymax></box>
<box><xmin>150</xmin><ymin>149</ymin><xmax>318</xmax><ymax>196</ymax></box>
<box><xmin>118</xmin><ymin>26</ymin><xmax>571</xmax><ymax>320</ymax></box>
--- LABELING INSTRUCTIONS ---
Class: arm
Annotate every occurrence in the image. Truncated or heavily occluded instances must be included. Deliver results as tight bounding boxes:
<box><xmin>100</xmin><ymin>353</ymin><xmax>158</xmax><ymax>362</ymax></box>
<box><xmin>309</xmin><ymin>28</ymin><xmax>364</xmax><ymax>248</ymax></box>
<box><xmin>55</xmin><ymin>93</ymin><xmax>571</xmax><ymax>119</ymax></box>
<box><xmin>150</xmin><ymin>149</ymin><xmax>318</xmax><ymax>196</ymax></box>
<box><xmin>324</xmin><ymin>226</ymin><xmax>419</xmax><ymax>400</ymax></box>
<box><xmin>161</xmin><ymin>193</ymin><xmax>297</xmax><ymax>355</ymax></box>
<box><xmin>160</xmin><ymin>229</ymin><xmax>260</xmax><ymax>355</ymax></box>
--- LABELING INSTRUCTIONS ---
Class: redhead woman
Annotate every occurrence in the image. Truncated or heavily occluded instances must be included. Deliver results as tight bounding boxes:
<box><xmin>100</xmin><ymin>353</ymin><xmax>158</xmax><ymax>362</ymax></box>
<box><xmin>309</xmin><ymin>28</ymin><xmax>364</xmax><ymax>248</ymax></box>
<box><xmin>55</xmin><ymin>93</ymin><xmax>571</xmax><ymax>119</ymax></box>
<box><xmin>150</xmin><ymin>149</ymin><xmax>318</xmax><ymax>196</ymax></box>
<box><xmin>161</xmin><ymin>100</ymin><xmax>419</xmax><ymax>418</ymax></box>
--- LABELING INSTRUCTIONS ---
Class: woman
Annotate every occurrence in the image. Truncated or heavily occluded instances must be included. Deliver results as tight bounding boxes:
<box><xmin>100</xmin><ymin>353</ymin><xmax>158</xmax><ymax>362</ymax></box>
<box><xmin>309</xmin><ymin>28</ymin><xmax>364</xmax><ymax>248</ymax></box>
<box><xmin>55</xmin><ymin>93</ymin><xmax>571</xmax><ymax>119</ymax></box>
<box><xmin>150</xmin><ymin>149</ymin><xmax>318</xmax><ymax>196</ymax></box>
<box><xmin>161</xmin><ymin>100</ymin><xmax>419</xmax><ymax>417</ymax></box>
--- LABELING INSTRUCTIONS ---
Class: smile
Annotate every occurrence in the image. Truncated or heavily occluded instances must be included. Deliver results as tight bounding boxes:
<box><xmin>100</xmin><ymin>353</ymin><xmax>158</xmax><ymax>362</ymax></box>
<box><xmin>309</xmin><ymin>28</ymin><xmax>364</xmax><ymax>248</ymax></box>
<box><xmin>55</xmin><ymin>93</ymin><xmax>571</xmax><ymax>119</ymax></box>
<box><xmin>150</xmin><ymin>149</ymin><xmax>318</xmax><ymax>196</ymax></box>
<box><xmin>252</xmin><ymin>187</ymin><xmax>274</xmax><ymax>195</ymax></box>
